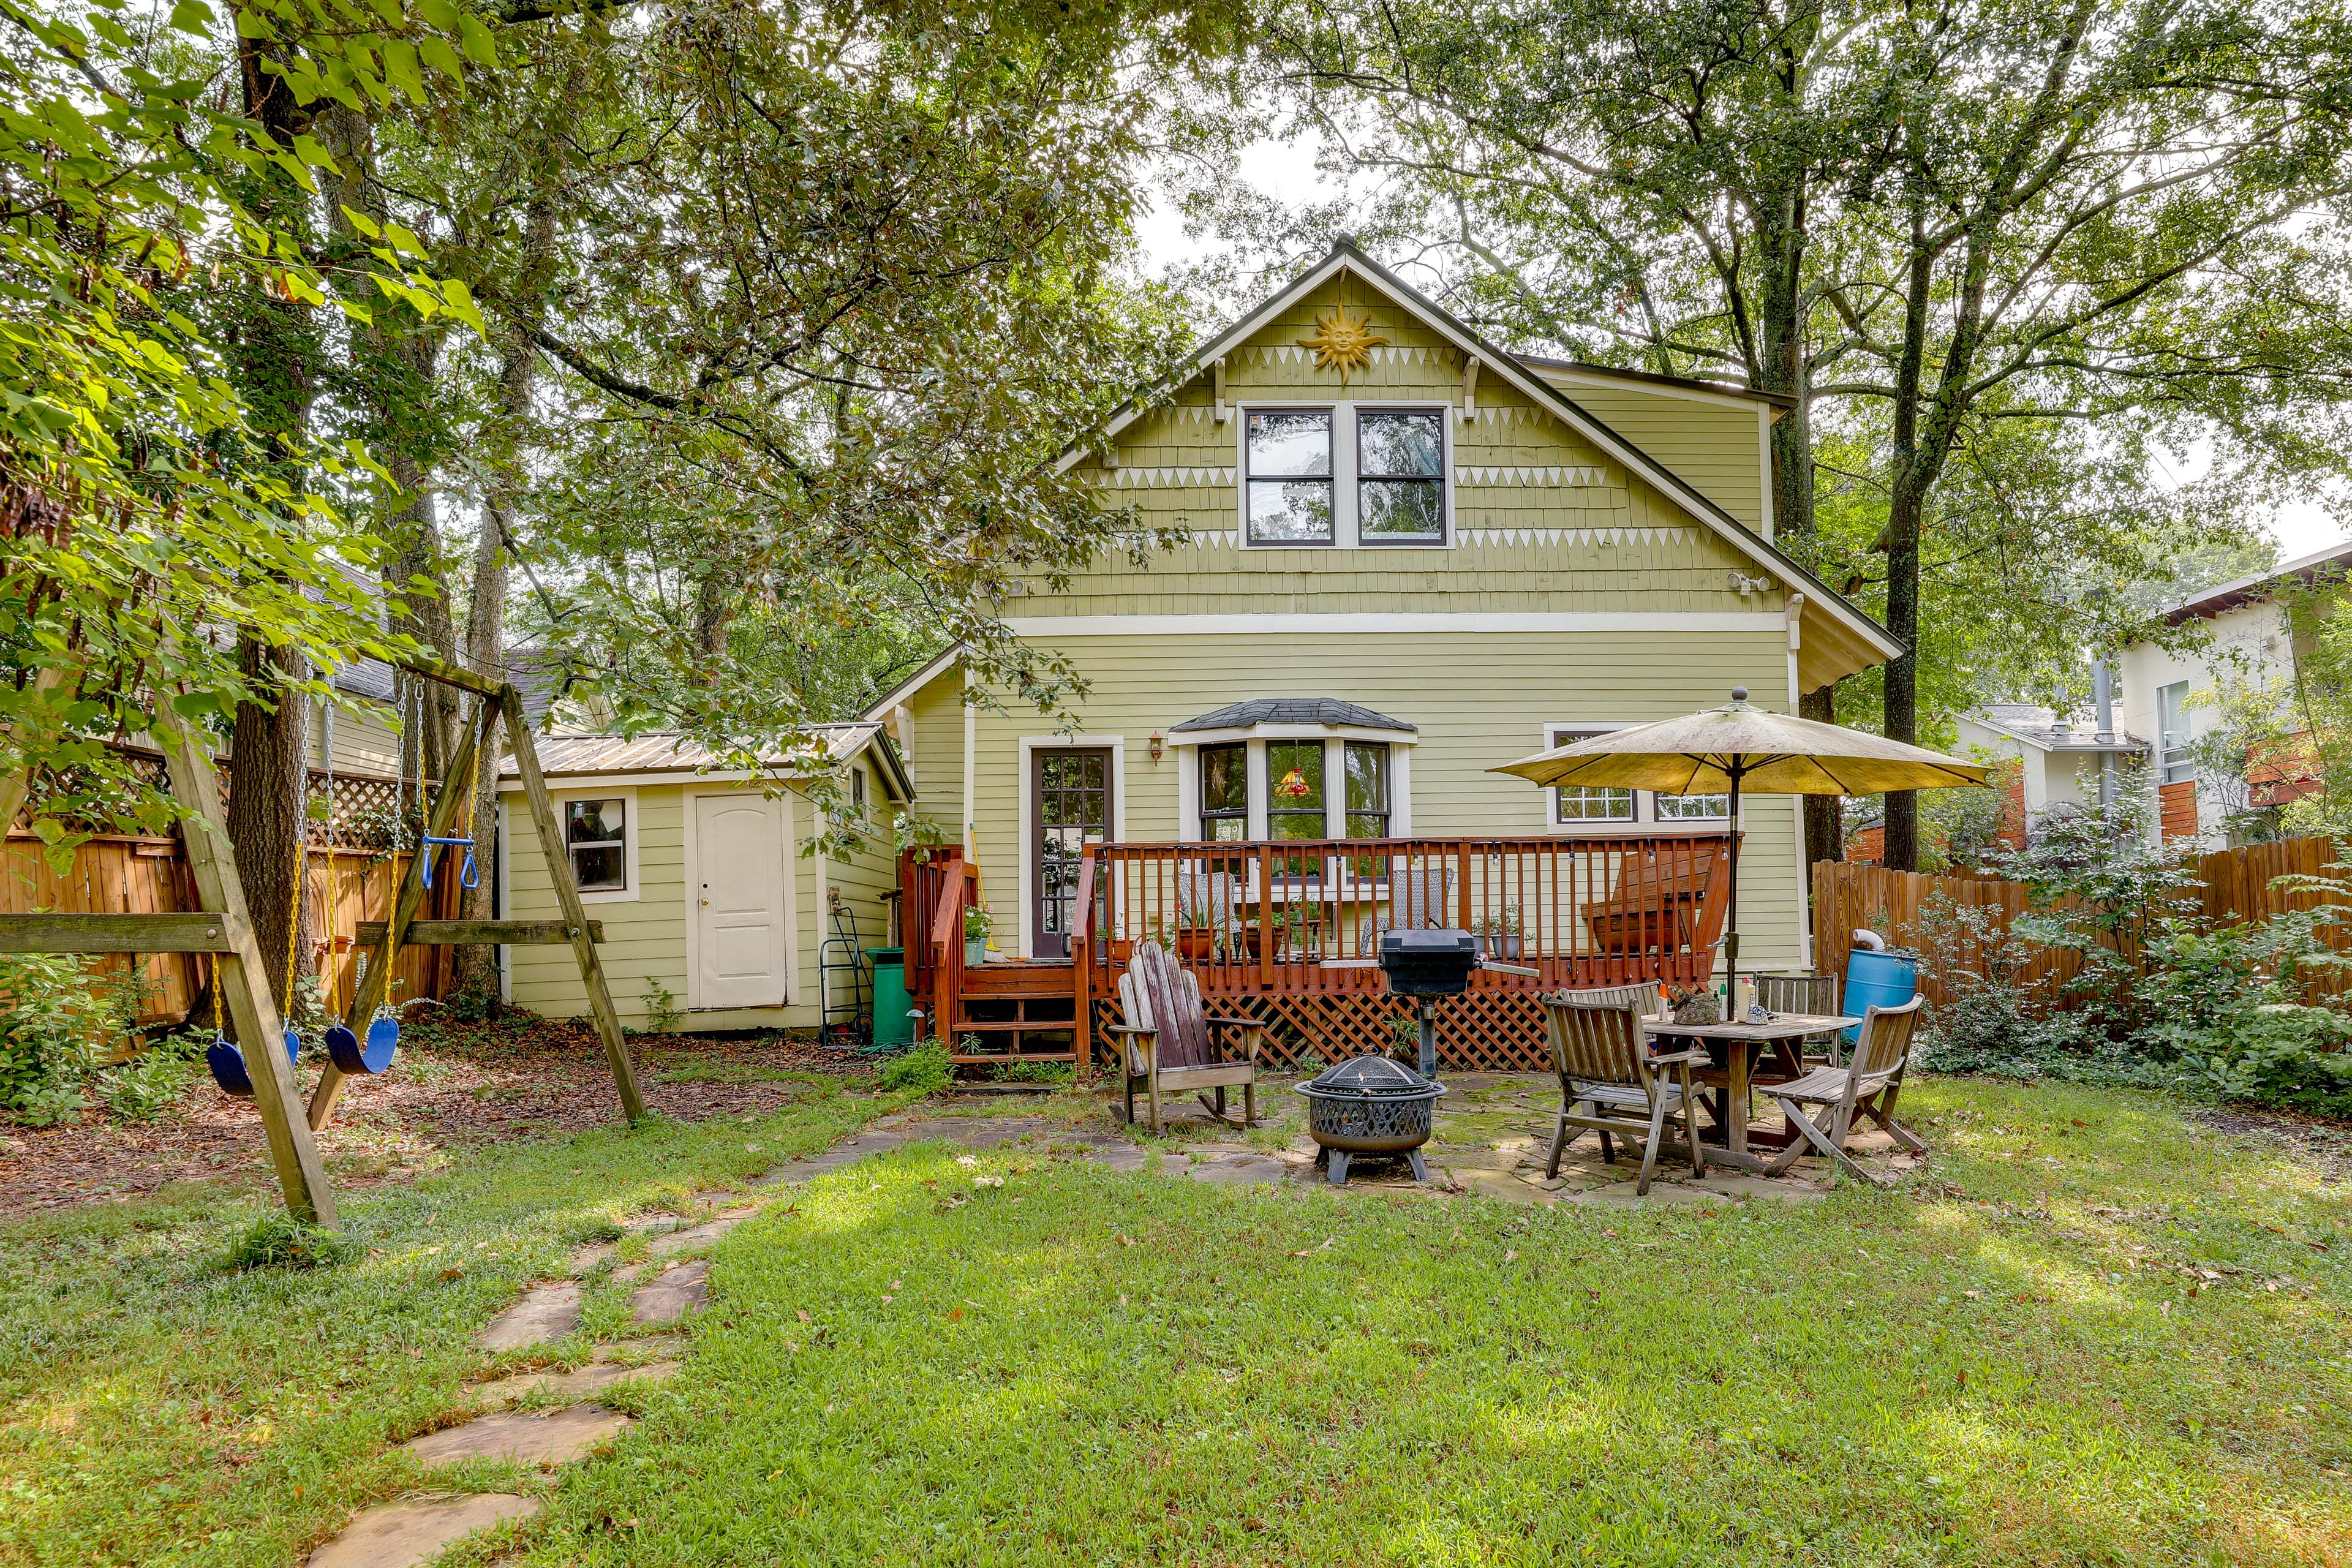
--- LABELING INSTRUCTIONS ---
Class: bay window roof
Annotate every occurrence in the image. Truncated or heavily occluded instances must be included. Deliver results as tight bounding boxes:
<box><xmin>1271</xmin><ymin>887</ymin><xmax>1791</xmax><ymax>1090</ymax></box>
<box><xmin>1171</xmin><ymin>698</ymin><xmax>1415</xmax><ymax>736</ymax></box>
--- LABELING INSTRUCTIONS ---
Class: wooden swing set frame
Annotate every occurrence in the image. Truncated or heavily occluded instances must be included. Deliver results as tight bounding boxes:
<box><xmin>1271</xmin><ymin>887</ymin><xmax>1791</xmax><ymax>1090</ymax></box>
<box><xmin>0</xmin><ymin>655</ymin><xmax>645</xmax><ymax>1227</ymax></box>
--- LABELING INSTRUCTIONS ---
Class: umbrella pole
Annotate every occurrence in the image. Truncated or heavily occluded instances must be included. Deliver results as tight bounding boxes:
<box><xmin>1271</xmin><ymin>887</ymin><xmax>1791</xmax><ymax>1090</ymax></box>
<box><xmin>1724</xmin><ymin>766</ymin><xmax>1741</xmax><ymax>1012</ymax></box>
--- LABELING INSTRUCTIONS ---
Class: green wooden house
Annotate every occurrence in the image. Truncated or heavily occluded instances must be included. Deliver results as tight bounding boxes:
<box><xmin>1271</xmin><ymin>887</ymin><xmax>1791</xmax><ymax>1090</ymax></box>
<box><xmin>498</xmin><ymin>243</ymin><xmax>1899</xmax><ymax>1066</ymax></box>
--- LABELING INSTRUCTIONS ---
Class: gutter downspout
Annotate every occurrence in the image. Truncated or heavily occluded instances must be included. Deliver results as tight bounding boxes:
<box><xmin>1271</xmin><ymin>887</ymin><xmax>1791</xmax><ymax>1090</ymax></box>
<box><xmin>2092</xmin><ymin>656</ymin><xmax>2117</xmax><ymax>810</ymax></box>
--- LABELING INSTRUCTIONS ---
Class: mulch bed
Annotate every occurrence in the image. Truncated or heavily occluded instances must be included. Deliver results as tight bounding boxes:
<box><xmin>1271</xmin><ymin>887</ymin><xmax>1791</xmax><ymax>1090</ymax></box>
<box><xmin>2187</xmin><ymin>1104</ymin><xmax>2352</xmax><ymax>1185</ymax></box>
<box><xmin>0</xmin><ymin>1014</ymin><xmax>879</xmax><ymax>1218</ymax></box>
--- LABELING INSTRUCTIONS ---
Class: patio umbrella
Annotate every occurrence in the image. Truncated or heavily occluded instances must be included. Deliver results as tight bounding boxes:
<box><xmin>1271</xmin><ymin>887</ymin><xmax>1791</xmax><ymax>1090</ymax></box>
<box><xmin>1489</xmin><ymin>688</ymin><xmax>1989</xmax><ymax>995</ymax></box>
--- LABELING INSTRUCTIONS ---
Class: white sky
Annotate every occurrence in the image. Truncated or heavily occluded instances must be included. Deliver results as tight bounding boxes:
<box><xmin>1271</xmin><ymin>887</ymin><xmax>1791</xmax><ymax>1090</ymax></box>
<box><xmin>1136</xmin><ymin>143</ymin><xmax>2350</xmax><ymax>564</ymax></box>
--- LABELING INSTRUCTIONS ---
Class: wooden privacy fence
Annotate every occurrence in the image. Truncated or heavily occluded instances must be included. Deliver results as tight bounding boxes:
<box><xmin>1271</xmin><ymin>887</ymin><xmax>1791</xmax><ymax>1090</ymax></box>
<box><xmin>1812</xmin><ymin>835</ymin><xmax>2352</xmax><ymax>1010</ymax></box>
<box><xmin>1</xmin><ymin>832</ymin><xmax>460</xmax><ymax>1027</ymax></box>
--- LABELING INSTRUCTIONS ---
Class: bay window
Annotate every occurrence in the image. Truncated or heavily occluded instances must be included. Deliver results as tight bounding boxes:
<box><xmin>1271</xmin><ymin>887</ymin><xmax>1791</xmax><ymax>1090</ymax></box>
<box><xmin>1199</xmin><ymin>743</ymin><xmax>1248</xmax><ymax>840</ymax></box>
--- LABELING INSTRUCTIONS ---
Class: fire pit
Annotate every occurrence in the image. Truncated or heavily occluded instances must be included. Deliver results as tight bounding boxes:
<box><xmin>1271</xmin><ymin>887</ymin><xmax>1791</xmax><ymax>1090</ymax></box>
<box><xmin>1294</xmin><ymin>1055</ymin><xmax>1446</xmax><ymax>1185</ymax></box>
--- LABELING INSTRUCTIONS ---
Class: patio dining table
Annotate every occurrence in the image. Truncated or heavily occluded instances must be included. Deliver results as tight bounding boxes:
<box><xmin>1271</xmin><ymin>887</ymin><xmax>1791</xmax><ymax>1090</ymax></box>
<box><xmin>1648</xmin><ymin>1012</ymin><xmax>1861</xmax><ymax>1171</ymax></box>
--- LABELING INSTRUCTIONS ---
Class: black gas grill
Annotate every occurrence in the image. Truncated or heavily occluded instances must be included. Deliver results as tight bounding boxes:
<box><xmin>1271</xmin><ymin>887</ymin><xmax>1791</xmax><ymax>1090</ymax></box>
<box><xmin>1378</xmin><ymin>927</ymin><xmax>1481</xmax><ymax>1077</ymax></box>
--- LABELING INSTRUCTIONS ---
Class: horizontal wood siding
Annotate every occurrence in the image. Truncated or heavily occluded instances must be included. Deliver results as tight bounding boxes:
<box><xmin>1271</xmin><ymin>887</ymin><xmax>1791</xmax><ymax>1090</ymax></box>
<box><xmin>505</xmin><ymin>784</ymin><xmax>692</xmax><ymax>1028</ymax></box>
<box><xmin>954</xmin><ymin>628</ymin><xmax>1803</xmax><ymax>970</ymax></box>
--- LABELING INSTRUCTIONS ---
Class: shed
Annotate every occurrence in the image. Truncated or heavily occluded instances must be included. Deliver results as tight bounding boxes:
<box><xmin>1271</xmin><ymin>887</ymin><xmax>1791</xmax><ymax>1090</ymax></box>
<box><xmin>494</xmin><ymin>723</ymin><xmax>913</xmax><ymax>1031</ymax></box>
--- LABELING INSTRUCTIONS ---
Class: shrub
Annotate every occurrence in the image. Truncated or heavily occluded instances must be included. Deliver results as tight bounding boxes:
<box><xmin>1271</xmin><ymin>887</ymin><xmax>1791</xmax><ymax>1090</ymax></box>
<box><xmin>98</xmin><ymin>1031</ymin><xmax>205</xmax><ymax>1121</ymax></box>
<box><xmin>876</xmin><ymin>1042</ymin><xmax>953</xmax><ymax>1094</ymax></box>
<box><xmin>222</xmin><ymin>1212</ymin><xmax>358</xmax><ymax>1271</ymax></box>
<box><xmin>2169</xmin><ymin>1003</ymin><xmax>2352</xmax><ymax>1115</ymax></box>
<box><xmin>0</xmin><ymin>952</ymin><xmax>146</xmax><ymax>1125</ymax></box>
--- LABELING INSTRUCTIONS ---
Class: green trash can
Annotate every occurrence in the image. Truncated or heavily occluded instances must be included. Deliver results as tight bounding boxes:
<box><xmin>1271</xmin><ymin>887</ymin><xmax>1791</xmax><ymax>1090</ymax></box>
<box><xmin>867</xmin><ymin>947</ymin><xmax>913</xmax><ymax>1047</ymax></box>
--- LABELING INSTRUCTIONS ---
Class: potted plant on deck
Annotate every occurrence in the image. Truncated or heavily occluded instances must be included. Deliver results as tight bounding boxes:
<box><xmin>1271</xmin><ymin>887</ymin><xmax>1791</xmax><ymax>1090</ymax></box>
<box><xmin>963</xmin><ymin>903</ymin><xmax>992</xmax><ymax>968</ymax></box>
<box><xmin>1174</xmin><ymin>896</ymin><xmax>1217</xmax><ymax>964</ymax></box>
<box><xmin>1474</xmin><ymin>903</ymin><xmax>1524</xmax><ymax>961</ymax></box>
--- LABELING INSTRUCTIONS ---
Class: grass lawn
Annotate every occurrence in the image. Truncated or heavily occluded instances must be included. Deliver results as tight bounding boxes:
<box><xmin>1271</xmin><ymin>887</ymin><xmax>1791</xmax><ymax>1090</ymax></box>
<box><xmin>2</xmin><ymin>1075</ymin><xmax>2348</xmax><ymax>1566</ymax></box>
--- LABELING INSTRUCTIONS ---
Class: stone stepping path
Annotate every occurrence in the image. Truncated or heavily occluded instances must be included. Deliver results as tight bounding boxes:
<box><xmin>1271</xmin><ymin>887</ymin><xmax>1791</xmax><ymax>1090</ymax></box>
<box><xmin>628</xmin><ymin>1259</ymin><xmax>709</xmax><ymax>1325</ymax></box>
<box><xmin>304</xmin><ymin>1493</ymin><xmax>540</xmax><ymax>1568</ymax></box>
<box><xmin>473</xmin><ymin>1282</ymin><xmax>582</xmax><ymax>1351</ymax></box>
<box><xmin>646</xmin><ymin>1208</ymin><xmax>756</xmax><ymax>1261</ymax></box>
<box><xmin>473</xmin><ymin>1358</ymin><xmax>679</xmax><ymax>1405</ymax></box>
<box><xmin>399</xmin><ymin>1405</ymin><xmax>633</xmax><ymax>1471</ymax></box>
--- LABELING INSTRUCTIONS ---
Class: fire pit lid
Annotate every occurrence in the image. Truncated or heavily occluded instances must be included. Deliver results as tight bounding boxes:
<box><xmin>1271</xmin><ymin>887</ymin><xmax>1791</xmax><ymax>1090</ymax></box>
<box><xmin>1302</xmin><ymin>1055</ymin><xmax>1436</xmax><ymax>1097</ymax></box>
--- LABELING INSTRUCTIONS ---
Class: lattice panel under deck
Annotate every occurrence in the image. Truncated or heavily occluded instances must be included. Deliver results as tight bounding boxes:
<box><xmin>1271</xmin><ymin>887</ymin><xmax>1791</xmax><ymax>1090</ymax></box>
<box><xmin>1089</xmin><ymin>990</ymin><xmax>1553</xmax><ymax>1074</ymax></box>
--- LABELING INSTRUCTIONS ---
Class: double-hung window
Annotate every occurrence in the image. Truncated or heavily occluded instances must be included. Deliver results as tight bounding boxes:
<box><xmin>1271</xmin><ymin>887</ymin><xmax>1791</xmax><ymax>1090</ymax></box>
<box><xmin>2157</xmin><ymin>680</ymin><xmax>2195</xmax><ymax>783</ymax></box>
<box><xmin>1198</xmin><ymin>743</ymin><xmax>1248</xmax><ymax>840</ymax></box>
<box><xmin>1246</xmin><ymin>410</ymin><xmax>1334</xmax><ymax>544</ymax></box>
<box><xmin>1546</xmin><ymin>725</ymin><xmax>1729</xmax><ymax>828</ymax></box>
<box><xmin>1357</xmin><ymin>410</ymin><xmax>1446</xmax><ymax>543</ymax></box>
<box><xmin>565</xmin><ymin>798</ymin><xmax>628</xmax><ymax>891</ymax></box>
<box><xmin>1343</xmin><ymin>742</ymin><xmax>1391</xmax><ymax>838</ymax></box>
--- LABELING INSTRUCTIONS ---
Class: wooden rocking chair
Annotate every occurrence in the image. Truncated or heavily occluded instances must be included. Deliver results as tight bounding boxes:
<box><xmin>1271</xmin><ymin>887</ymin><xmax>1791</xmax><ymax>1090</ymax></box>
<box><xmin>1105</xmin><ymin>942</ymin><xmax>1264</xmax><ymax>1133</ymax></box>
<box><xmin>1762</xmin><ymin>995</ymin><xmax>1926</xmax><ymax>1183</ymax></box>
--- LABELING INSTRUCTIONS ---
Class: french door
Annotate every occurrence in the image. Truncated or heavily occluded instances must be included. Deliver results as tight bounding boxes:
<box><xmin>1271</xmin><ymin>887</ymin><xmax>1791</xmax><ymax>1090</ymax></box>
<box><xmin>1032</xmin><ymin>748</ymin><xmax>1111</xmax><ymax>959</ymax></box>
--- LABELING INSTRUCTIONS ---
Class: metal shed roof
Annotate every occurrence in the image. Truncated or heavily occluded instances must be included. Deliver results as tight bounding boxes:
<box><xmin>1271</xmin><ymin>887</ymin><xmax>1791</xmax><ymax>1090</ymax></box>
<box><xmin>498</xmin><ymin>723</ymin><xmax>913</xmax><ymax>799</ymax></box>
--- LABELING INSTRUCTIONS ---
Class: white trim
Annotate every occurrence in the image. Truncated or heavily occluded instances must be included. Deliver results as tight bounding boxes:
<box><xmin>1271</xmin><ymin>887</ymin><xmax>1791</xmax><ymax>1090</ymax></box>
<box><xmin>1532</xmin><ymin>361</ymin><xmax>1783</xmax><ymax>413</ymax></box>
<box><xmin>495</xmin><ymin>799</ymin><xmax>511</xmax><ymax>1005</ymax></box>
<box><xmin>1005</xmin><ymin>611</ymin><xmax>1789</xmax><ymax>637</ymax></box>
<box><xmin>1237</xmin><ymin>400</ymin><xmax>1455</xmax><ymax>550</ymax></box>
<box><xmin>1324</xmin><ymin>737</ymin><xmax>1345</xmax><ymax>837</ymax></box>
<box><xmin>1757</xmin><ymin>404</ymin><xmax>1775</xmax><ymax>543</ymax></box>
<box><xmin>546</xmin><ymin>785</ymin><xmax>639</xmax><ymax>904</ymax></box>
<box><xmin>1245</xmin><ymin>741</ymin><xmax>1268</xmax><ymax>840</ymax></box>
<box><xmin>859</xmin><ymin>644</ymin><xmax>963</xmax><ymax>723</ymax></box>
<box><xmin>1058</xmin><ymin>247</ymin><xmax>1901</xmax><ymax>663</ymax></box>
<box><xmin>961</xmin><ymin>668</ymin><xmax>978</xmax><ymax>858</ymax></box>
<box><xmin>1016</xmin><ymin>735</ymin><xmax>1126</xmax><ymax>960</ymax></box>
<box><xmin>1392</xmin><ymin>747</ymin><xmax>1412</xmax><ymax>835</ymax></box>
<box><xmin>681</xmin><ymin>785</ymin><xmax>796</xmax><ymax>1012</ymax></box>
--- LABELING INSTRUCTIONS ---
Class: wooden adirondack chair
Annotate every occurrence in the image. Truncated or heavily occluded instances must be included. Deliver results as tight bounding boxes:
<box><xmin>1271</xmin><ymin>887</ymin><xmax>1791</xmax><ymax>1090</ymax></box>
<box><xmin>1106</xmin><ymin>942</ymin><xmax>1264</xmax><ymax>1133</ymax></box>
<box><xmin>1762</xmin><ymin>996</ymin><xmax>1925</xmax><ymax>1183</ymax></box>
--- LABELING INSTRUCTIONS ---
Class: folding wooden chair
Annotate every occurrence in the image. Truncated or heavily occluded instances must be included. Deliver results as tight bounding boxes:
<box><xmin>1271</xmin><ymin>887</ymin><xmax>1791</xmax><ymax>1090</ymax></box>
<box><xmin>1762</xmin><ymin>996</ymin><xmax>1926</xmax><ymax>1183</ymax></box>
<box><xmin>1754</xmin><ymin>970</ymin><xmax>1843</xmax><ymax>1065</ymax></box>
<box><xmin>1540</xmin><ymin>989</ymin><xmax>1706</xmax><ymax>1196</ymax></box>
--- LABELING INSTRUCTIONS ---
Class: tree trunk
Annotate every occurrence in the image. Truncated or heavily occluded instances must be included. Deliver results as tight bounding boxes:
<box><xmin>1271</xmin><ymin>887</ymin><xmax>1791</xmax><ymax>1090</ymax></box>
<box><xmin>221</xmin><ymin>20</ymin><xmax>321</xmax><ymax>1019</ymax></box>
<box><xmin>1801</xmin><ymin>684</ymin><xmax>1843</xmax><ymax>867</ymax></box>
<box><xmin>1879</xmin><ymin>194</ymin><xmax>1937</xmax><ymax>875</ymax></box>
<box><xmin>227</xmin><ymin>639</ymin><xmax>312</xmax><ymax>1018</ymax></box>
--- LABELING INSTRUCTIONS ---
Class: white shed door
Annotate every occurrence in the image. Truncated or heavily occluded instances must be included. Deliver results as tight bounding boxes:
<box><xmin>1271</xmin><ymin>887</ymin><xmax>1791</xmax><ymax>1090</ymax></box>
<box><xmin>693</xmin><ymin>794</ymin><xmax>787</xmax><ymax>1011</ymax></box>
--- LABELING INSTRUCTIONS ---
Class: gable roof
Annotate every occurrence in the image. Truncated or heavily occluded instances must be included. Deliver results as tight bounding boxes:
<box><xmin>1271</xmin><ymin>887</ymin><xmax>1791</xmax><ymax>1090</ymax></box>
<box><xmin>1962</xmin><ymin>704</ymin><xmax>2148</xmax><ymax>756</ymax></box>
<box><xmin>2162</xmin><ymin>540</ymin><xmax>2352</xmax><ymax>626</ymax></box>
<box><xmin>1062</xmin><ymin>239</ymin><xmax>1901</xmax><ymax>668</ymax></box>
<box><xmin>1173</xmin><ymin>698</ymin><xmax>1415</xmax><ymax>733</ymax></box>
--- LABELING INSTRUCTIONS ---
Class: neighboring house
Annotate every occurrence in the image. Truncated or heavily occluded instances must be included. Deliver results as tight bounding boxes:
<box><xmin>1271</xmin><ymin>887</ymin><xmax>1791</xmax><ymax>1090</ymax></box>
<box><xmin>2117</xmin><ymin>541</ymin><xmax>2352</xmax><ymax>845</ymax></box>
<box><xmin>855</xmin><ymin>242</ymin><xmax>1902</xmax><ymax>1066</ymax></box>
<box><xmin>493</xmin><ymin>725</ymin><xmax>913</xmax><ymax>1033</ymax></box>
<box><xmin>1951</xmin><ymin>704</ymin><xmax>2149</xmax><ymax>834</ymax></box>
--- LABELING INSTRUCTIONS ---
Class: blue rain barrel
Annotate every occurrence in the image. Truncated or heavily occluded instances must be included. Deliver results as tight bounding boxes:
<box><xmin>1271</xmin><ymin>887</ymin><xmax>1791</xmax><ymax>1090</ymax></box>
<box><xmin>1843</xmin><ymin>948</ymin><xmax>1919</xmax><ymax>1043</ymax></box>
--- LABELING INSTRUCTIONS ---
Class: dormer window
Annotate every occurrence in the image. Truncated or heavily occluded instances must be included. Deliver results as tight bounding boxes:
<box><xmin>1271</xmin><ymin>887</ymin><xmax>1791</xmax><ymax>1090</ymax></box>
<box><xmin>1245</xmin><ymin>409</ymin><xmax>1334</xmax><ymax>544</ymax></box>
<box><xmin>1359</xmin><ymin>410</ymin><xmax>1446</xmax><ymax>542</ymax></box>
<box><xmin>1240</xmin><ymin>404</ymin><xmax>1449</xmax><ymax>548</ymax></box>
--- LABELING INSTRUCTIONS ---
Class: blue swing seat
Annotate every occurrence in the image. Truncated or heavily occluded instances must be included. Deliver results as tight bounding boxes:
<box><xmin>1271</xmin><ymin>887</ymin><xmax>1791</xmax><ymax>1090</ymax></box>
<box><xmin>207</xmin><ymin>1027</ymin><xmax>302</xmax><ymax>1099</ymax></box>
<box><xmin>326</xmin><ymin>1012</ymin><xmax>399</xmax><ymax>1076</ymax></box>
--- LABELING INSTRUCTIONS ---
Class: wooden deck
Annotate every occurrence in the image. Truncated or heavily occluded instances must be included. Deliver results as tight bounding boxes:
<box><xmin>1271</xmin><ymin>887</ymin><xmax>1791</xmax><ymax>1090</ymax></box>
<box><xmin>902</xmin><ymin>834</ymin><xmax>1735</xmax><ymax>1073</ymax></box>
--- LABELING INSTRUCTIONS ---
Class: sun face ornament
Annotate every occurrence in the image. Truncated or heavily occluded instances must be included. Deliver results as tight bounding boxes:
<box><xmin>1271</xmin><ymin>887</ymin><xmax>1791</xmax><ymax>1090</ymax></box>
<box><xmin>1298</xmin><ymin>304</ymin><xmax>1388</xmax><ymax>385</ymax></box>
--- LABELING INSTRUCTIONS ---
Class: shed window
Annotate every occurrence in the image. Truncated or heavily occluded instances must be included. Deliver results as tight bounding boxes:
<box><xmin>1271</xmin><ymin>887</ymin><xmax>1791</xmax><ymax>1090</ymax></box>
<box><xmin>565</xmin><ymin>798</ymin><xmax>627</xmax><ymax>891</ymax></box>
<box><xmin>1246</xmin><ymin>410</ymin><xmax>1333</xmax><ymax>544</ymax></box>
<box><xmin>2158</xmin><ymin>679</ymin><xmax>2195</xmax><ymax>783</ymax></box>
<box><xmin>1358</xmin><ymin>410</ymin><xmax>1446</xmax><ymax>543</ymax></box>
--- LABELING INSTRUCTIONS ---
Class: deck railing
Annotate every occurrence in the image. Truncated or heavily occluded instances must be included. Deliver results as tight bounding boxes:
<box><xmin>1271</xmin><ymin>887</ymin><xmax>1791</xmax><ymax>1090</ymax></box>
<box><xmin>1072</xmin><ymin>833</ymin><xmax>1735</xmax><ymax>1063</ymax></box>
